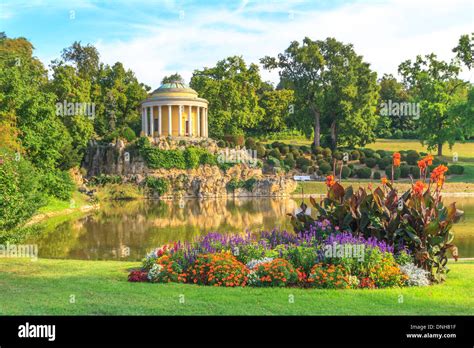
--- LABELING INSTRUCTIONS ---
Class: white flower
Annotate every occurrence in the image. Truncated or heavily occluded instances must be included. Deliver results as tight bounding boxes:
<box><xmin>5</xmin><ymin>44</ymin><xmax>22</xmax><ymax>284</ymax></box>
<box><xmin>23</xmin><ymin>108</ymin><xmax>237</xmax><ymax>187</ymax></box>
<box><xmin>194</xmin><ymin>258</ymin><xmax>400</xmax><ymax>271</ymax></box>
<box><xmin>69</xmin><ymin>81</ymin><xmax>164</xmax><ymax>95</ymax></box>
<box><xmin>147</xmin><ymin>263</ymin><xmax>164</xmax><ymax>282</ymax></box>
<box><xmin>399</xmin><ymin>263</ymin><xmax>431</xmax><ymax>286</ymax></box>
<box><xmin>246</xmin><ymin>257</ymin><xmax>274</xmax><ymax>270</ymax></box>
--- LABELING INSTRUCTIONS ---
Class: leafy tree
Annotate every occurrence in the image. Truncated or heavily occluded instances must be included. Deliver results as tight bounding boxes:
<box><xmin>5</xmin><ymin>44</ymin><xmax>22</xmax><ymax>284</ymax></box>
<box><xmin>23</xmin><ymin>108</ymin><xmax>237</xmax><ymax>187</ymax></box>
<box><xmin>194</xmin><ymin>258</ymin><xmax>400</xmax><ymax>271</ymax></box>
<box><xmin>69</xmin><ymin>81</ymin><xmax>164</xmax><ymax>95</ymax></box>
<box><xmin>61</xmin><ymin>41</ymin><xmax>100</xmax><ymax>81</ymax></box>
<box><xmin>262</xmin><ymin>37</ymin><xmax>379</xmax><ymax>149</ymax></box>
<box><xmin>258</xmin><ymin>89</ymin><xmax>294</xmax><ymax>133</ymax></box>
<box><xmin>399</xmin><ymin>34</ymin><xmax>473</xmax><ymax>155</ymax></box>
<box><xmin>261</xmin><ymin>38</ymin><xmax>325</xmax><ymax>146</ymax></box>
<box><xmin>190</xmin><ymin>56</ymin><xmax>264</xmax><ymax>137</ymax></box>
<box><xmin>162</xmin><ymin>73</ymin><xmax>185</xmax><ymax>84</ymax></box>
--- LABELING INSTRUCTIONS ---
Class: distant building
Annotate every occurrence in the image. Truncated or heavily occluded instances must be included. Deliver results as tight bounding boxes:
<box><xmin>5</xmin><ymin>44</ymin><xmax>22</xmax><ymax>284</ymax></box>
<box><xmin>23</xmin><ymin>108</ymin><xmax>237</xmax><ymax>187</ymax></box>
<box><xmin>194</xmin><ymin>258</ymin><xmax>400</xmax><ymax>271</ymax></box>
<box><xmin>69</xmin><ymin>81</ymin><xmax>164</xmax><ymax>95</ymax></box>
<box><xmin>140</xmin><ymin>81</ymin><xmax>209</xmax><ymax>138</ymax></box>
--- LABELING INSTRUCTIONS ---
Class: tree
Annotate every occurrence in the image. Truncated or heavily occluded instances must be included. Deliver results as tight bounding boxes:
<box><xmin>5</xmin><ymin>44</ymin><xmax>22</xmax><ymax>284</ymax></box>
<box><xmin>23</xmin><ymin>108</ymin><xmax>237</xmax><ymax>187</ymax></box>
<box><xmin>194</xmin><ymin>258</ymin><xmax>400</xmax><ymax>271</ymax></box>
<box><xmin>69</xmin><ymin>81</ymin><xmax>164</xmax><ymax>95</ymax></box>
<box><xmin>162</xmin><ymin>73</ymin><xmax>185</xmax><ymax>84</ymax></box>
<box><xmin>258</xmin><ymin>89</ymin><xmax>294</xmax><ymax>133</ymax></box>
<box><xmin>399</xmin><ymin>34</ymin><xmax>472</xmax><ymax>155</ymax></box>
<box><xmin>262</xmin><ymin>37</ymin><xmax>379</xmax><ymax>149</ymax></box>
<box><xmin>61</xmin><ymin>41</ymin><xmax>100</xmax><ymax>81</ymax></box>
<box><xmin>261</xmin><ymin>38</ymin><xmax>325</xmax><ymax>146</ymax></box>
<box><xmin>377</xmin><ymin>74</ymin><xmax>414</xmax><ymax>137</ymax></box>
<box><xmin>190</xmin><ymin>56</ymin><xmax>264</xmax><ymax>137</ymax></box>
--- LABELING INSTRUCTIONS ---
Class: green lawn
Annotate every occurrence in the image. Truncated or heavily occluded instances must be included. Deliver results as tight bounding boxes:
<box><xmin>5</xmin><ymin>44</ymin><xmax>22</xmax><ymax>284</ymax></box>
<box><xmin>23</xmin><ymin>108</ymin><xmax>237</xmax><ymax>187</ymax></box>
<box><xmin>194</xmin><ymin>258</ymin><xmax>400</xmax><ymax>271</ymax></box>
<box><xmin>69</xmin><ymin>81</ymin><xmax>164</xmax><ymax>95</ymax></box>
<box><xmin>0</xmin><ymin>258</ymin><xmax>472</xmax><ymax>315</ymax></box>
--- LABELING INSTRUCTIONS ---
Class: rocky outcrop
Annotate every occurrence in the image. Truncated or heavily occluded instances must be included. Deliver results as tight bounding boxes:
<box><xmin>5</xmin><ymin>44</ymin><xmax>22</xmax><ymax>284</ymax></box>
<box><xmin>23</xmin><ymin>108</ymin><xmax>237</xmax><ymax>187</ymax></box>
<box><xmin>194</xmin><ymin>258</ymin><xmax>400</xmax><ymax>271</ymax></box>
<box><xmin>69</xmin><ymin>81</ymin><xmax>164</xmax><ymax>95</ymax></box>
<box><xmin>82</xmin><ymin>140</ymin><xmax>296</xmax><ymax>198</ymax></box>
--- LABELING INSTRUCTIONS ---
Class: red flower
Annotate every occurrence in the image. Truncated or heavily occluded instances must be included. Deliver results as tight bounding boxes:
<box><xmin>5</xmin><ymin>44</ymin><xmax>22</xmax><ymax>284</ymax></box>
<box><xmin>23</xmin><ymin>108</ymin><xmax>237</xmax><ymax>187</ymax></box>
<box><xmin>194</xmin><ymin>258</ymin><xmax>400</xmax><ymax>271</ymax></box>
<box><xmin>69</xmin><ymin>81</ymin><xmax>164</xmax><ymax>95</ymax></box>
<box><xmin>392</xmin><ymin>153</ymin><xmax>401</xmax><ymax>167</ymax></box>
<box><xmin>326</xmin><ymin>175</ymin><xmax>336</xmax><ymax>188</ymax></box>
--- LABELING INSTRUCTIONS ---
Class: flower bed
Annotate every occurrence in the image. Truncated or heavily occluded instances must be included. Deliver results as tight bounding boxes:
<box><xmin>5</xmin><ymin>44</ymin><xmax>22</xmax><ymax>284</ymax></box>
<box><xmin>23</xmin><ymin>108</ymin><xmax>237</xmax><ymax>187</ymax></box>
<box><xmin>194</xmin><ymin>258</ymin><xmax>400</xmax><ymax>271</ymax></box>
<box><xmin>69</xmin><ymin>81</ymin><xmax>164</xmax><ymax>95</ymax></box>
<box><xmin>128</xmin><ymin>163</ymin><xmax>461</xmax><ymax>289</ymax></box>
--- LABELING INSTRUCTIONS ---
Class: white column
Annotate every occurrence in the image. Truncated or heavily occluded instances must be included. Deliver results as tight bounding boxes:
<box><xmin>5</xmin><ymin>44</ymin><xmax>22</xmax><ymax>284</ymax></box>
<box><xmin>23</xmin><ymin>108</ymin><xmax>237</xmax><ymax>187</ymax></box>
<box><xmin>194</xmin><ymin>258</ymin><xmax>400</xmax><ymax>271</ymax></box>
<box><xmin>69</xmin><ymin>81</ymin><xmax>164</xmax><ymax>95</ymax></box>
<box><xmin>168</xmin><ymin>105</ymin><xmax>172</xmax><ymax>136</ymax></box>
<box><xmin>178</xmin><ymin>105</ymin><xmax>182</xmax><ymax>136</ymax></box>
<box><xmin>188</xmin><ymin>105</ymin><xmax>193</xmax><ymax>136</ymax></box>
<box><xmin>204</xmin><ymin>108</ymin><xmax>208</xmax><ymax>137</ymax></box>
<box><xmin>144</xmin><ymin>107</ymin><xmax>149</xmax><ymax>136</ymax></box>
<box><xmin>141</xmin><ymin>107</ymin><xmax>145</xmax><ymax>135</ymax></box>
<box><xmin>158</xmin><ymin>106</ymin><xmax>162</xmax><ymax>135</ymax></box>
<box><xmin>149</xmin><ymin>106</ymin><xmax>154</xmax><ymax>137</ymax></box>
<box><xmin>197</xmin><ymin>107</ymin><xmax>201</xmax><ymax>137</ymax></box>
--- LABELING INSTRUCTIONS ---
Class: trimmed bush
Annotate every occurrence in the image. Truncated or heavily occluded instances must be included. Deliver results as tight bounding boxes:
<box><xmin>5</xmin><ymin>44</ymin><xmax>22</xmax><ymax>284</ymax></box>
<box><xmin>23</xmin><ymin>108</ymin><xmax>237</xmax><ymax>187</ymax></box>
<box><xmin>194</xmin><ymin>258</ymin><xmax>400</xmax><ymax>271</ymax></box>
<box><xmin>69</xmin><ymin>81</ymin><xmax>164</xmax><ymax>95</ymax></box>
<box><xmin>356</xmin><ymin>167</ymin><xmax>372</xmax><ymax>179</ymax></box>
<box><xmin>365</xmin><ymin>158</ymin><xmax>377</xmax><ymax>168</ymax></box>
<box><xmin>376</xmin><ymin>157</ymin><xmax>391</xmax><ymax>170</ymax></box>
<box><xmin>245</xmin><ymin>137</ymin><xmax>257</xmax><ymax>149</ymax></box>
<box><xmin>296</xmin><ymin>157</ymin><xmax>312</xmax><ymax>169</ymax></box>
<box><xmin>283</xmin><ymin>157</ymin><xmax>296</xmax><ymax>169</ymax></box>
<box><xmin>314</xmin><ymin>146</ymin><xmax>324</xmax><ymax>155</ymax></box>
<box><xmin>121</xmin><ymin>126</ymin><xmax>136</xmax><ymax>142</ymax></box>
<box><xmin>400</xmin><ymin>165</ymin><xmax>411</xmax><ymax>178</ymax></box>
<box><xmin>256</xmin><ymin>144</ymin><xmax>266</xmax><ymax>158</ymax></box>
<box><xmin>376</xmin><ymin>149</ymin><xmax>387</xmax><ymax>158</ymax></box>
<box><xmin>333</xmin><ymin>150</ymin><xmax>343</xmax><ymax>160</ymax></box>
<box><xmin>373</xmin><ymin>171</ymin><xmax>381</xmax><ymax>180</ymax></box>
<box><xmin>336</xmin><ymin>166</ymin><xmax>351</xmax><ymax>179</ymax></box>
<box><xmin>322</xmin><ymin>148</ymin><xmax>332</xmax><ymax>159</ymax></box>
<box><xmin>319</xmin><ymin>162</ymin><xmax>332</xmax><ymax>175</ymax></box>
<box><xmin>268</xmin><ymin>148</ymin><xmax>281</xmax><ymax>160</ymax></box>
<box><xmin>385</xmin><ymin>166</ymin><xmax>401</xmax><ymax>180</ymax></box>
<box><xmin>362</xmin><ymin>149</ymin><xmax>375</xmax><ymax>158</ymax></box>
<box><xmin>448</xmin><ymin>165</ymin><xmax>464</xmax><ymax>175</ymax></box>
<box><xmin>409</xmin><ymin>166</ymin><xmax>420</xmax><ymax>179</ymax></box>
<box><xmin>350</xmin><ymin>150</ymin><xmax>360</xmax><ymax>160</ymax></box>
<box><xmin>406</xmin><ymin>150</ymin><xmax>420</xmax><ymax>165</ymax></box>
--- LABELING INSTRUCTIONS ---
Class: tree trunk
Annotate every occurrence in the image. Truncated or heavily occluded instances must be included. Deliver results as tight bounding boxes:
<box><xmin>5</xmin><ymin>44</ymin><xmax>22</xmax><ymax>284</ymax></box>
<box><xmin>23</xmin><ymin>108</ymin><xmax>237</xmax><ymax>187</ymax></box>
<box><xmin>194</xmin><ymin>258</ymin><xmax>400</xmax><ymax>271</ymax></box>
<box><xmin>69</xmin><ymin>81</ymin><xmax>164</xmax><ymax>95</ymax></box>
<box><xmin>437</xmin><ymin>143</ymin><xmax>443</xmax><ymax>156</ymax></box>
<box><xmin>313</xmin><ymin>109</ymin><xmax>320</xmax><ymax>147</ymax></box>
<box><xmin>330</xmin><ymin>119</ymin><xmax>337</xmax><ymax>151</ymax></box>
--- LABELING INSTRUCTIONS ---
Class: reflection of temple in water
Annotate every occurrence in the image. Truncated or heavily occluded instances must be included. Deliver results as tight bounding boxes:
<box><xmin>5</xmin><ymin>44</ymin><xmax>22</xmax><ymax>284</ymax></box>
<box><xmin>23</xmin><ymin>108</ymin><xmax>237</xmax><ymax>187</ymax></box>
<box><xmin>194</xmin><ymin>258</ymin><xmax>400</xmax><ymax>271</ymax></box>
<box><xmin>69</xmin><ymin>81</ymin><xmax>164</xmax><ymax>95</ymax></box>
<box><xmin>28</xmin><ymin>199</ymin><xmax>300</xmax><ymax>261</ymax></box>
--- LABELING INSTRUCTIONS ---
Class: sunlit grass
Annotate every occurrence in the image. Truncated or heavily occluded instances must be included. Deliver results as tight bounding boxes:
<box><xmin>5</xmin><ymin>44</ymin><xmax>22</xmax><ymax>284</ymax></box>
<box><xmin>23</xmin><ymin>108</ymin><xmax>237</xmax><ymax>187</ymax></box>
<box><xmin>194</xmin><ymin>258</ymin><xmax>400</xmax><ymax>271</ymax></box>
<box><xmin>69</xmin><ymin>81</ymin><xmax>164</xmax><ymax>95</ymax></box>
<box><xmin>0</xmin><ymin>258</ymin><xmax>472</xmax><ymax>315</ymax></box>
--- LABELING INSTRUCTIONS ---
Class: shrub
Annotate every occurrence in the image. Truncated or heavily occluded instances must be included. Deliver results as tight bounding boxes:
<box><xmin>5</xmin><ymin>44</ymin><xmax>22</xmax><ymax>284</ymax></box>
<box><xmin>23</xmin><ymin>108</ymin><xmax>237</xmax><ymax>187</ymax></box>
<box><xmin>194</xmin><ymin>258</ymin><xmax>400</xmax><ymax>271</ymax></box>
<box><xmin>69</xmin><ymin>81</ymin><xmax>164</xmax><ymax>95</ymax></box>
<box><xmin>356</xmin><ymin>167</ymin><xmax>372</xmax><ymax>179</ymax></box>
<box><xmin>400</xmin><ymin>165</ymin><xmax>410</xmax><ymax>178</ymax></box>
<box><xmin>280</xmin><ymin>145</ymin><xmax>290</xmax><ymax>155</ymax></box>
<box><xmin>128</xmin><ymin>270</ymin><xmax>148</xmax><ymax>282</ymax></box>
<box><xmin>268</xmin><ymin>148</ymin><xmax>281</xmax><ymax>160</ymax></box>
<box><xmin>308</xmin><ymin>263</ymin><xmax>351</xmax><ymax>289</ymax></box>
<box><xmin>252</xmin><ymin>258</ymin><xmax>298</xmax><ymax>287</ymax></box>
<box><xmin>376</xmin><ymin>149</ymin><xmax>387</xmax><ymax>158</ymax></box>
<box><xmin>319</xmin><ymin>162</ymin><xmax>332</xmax><ymax>175</ymax></box>
<box><xmin>409</xmin><ymin>166</ymin><xmax>420</xmax><ymax>179</ymax></box>
<box><xmin>121</xmin><ymin>126</ymin><xmax>136</xmax><ymax>142</ymax></box>
<box><xmin>267</xmin><ymin>156</ymin><xmax>281</xmax><ymax>167</ymax></box>
<box><xmin>336</xmin><ymin>166</ymin><xmax>351</xmax><ymax>179</ymax></box>
<box><xmin>350</xmin><ymin>150</ymin><xmax>360</xmax><ymax>160</ymax></box>
<box><xmin>373</xmin><ymin>171</ymin><xmax>381</xmax><ymax>180</ymax></box>
<box><xmin>296</xmin><ymin>156</ymin><xmax>312</xmax><ymax>169</ymax></box>
<box><xmin>392</xmin><ymin>129</ymin><xmax>403</xmax><ymax>139</ymax></box>
<box><xmin>245</xmin><ymin>137</ymin><xmax>257</xmax><ymax>149</ymax></box>
<box><xmin>365</xmin><ymin>158</ymin><xmax>377</xmax><ymax>168</ymax></box>
<box><xmin>217</xmin><ymin>140</ymin><xmax>226</xmax><ymax>148</ymax></box>
<box><xmin>256</xmin><ymin>144</ymin><xmax>266</xmax><ymax>158</ymax></box>
<box><xmin>376</xmin><ymin>157</ymin><xmax>391</xmax><ymax>170</ymax></box>
<box><xmin>385</xmin><ymin>166</ymin><xmax>401</xmax><ymax>180</ymax></box>
<box><xmin>362</xmin><ymin>148</ymin><xmax>375</xmax><ymax>158</ymax></box>
<box><xmin>399</xmin><ymin>263</ymin><xmax>431</xmax><ymax>286</ymax></box>
<box><xmin>283</xmin><ymin>157</ymin><xmax>296</xmax><ymax>169</ymax></box>
<box><xmin>148</xmin><ymin>255</ymin><xmax>186</xmax><ymax>283</ymax></box>
<box><xmin>40</xmin><ymin>170</ymin><xmax>75</xmax><ymax>201</ymax></box>
<box><xmin>333</xmin><ymin>150</ymin><xmax>343</xmax><ymax>160</ymax></box>
<box><xmin>0</xmin><ymin>149</ymin><xmax>45</xmax><ymax>231</ymax></box>
<box><xmin>406</xmin><ymin>150</ymin><xmax>420</xmax><ymax>165</ymax></box>
<box><xmin>314</xmin><ymin>146</ymin><xmax>324</xmax><ymax>155</ymax></box>
<box><xmin>448</xmin><ymin>165</ymin><xmax>464</xmax><ymax>175</ymax></box>
<box><xmin>322</xmin><ymin>148</ymin><xmax>332</xmax><ymax>158</ymax></box>
<box><xmin>144</xmin><ymin>176</ymin><xmax>169</xmax><ymax>196</ymax></box>
<box><xmin>223</xmin><ymin>134</ymin><xmax>245</xmax><ymax>147</ymax></box>
<box><xmin>189</xmin><ymin>252</ymin><xmax>248</xmax><ymax>287</ymax></box>
<box><xmin>285</xmin><ymin>246</ymin><xmax>319</xmax><ymax>273</ymax></box>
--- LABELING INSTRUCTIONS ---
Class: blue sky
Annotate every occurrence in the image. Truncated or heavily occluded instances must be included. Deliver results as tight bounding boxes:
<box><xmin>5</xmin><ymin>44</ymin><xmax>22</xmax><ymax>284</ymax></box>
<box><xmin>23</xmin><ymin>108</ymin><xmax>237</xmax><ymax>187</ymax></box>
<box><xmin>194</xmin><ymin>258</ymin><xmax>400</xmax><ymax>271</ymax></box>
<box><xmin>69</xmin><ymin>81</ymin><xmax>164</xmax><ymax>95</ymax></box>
<box><xmin>1</xmin><ymin>0</ymin><xmax>473</xmax><ymax>87</ymax></box>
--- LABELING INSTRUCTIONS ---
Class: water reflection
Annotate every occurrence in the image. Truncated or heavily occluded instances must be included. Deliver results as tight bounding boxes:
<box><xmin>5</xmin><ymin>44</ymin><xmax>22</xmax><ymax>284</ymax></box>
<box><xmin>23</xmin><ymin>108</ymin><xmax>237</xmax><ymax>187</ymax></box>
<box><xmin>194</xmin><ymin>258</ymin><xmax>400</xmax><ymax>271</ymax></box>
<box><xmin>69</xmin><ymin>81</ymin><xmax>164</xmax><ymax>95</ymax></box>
<box><xmin>27</xmin><ymin>197</ymin><xmax>474</xmax><ymax>261</ymax></box>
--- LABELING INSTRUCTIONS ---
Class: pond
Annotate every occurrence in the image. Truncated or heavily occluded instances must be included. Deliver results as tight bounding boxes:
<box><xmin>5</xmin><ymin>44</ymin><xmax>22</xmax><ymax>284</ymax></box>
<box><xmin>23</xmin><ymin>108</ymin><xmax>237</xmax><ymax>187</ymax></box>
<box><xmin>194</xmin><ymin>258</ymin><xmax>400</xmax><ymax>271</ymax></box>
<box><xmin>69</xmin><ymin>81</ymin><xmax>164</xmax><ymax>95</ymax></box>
<box><xmin>26</xmin><ymin>197</ymin><xmax>474</xmax><ymax>261</ymax></box>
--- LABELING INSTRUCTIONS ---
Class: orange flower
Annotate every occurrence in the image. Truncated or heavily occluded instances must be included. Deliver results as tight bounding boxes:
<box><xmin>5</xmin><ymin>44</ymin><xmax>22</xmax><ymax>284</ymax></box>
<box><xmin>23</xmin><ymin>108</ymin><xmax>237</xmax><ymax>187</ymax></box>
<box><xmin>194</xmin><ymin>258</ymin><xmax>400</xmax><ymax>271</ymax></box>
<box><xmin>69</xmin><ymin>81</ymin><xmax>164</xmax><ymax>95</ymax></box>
<box><xmin>325</xmin><ymin>175</ymin><xmax>336</xmax><ymax>188</ymax></box>
<box><xmin>430</xmin><ymin>165</ymin><xmax>448</xmax><ymax>187</ymax></box>
<box><xmin>381</xmin><ymin>177</ymin><xmax>388</xmax><ymax>185</ymax></box>
<box><xmin>424</xmin><ymin>155</ymin><xmax>433</xmax><ymax>166</ymax></box>
<box><xmin>417</xmin><ymin>159</ymin><xmax>427</xmax><ymax>171</ymax></box>
<box><xmin>412</xmin><ymin>181</ymin><xmax>426</xmax><ymax>197</ymax></box>
<box><xmin>392</xmin><ymin>153</ymin><xmax>401</xmax><ymax>167</ymax></box>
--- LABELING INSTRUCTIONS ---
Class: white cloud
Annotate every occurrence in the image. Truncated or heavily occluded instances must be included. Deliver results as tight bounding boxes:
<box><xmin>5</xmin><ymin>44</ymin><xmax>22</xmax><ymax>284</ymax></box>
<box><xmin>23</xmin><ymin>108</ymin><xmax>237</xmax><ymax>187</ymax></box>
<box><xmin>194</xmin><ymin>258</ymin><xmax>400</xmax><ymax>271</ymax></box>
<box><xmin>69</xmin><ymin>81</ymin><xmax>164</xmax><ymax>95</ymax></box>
<box><xmin>93</xmin><ymin>0</ymin><xmax>473</xmax><ymax>88</ymax></box>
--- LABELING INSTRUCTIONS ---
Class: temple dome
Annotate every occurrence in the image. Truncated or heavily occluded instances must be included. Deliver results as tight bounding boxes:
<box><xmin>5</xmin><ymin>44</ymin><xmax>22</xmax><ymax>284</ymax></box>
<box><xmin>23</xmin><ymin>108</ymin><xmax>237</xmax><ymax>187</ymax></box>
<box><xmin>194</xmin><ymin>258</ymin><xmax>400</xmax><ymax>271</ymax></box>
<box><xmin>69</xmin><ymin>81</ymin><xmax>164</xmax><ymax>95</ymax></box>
<box><xmin>150</xmin><ymin>81</ymin><xmax>199</xmax><ymax>99</ymax></box>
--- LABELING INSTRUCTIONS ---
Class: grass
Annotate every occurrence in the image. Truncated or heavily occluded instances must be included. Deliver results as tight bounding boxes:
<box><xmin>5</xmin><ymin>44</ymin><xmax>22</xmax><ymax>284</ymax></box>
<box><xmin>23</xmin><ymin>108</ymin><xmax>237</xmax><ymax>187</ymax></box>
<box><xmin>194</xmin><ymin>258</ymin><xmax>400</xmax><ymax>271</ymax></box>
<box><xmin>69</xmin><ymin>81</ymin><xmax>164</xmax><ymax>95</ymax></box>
<box><xmin>0</xmin><ymin>258</ymin><xmax>473</xmax><ymax>315</ymax></box>
<box><xmin>37</xmin><ymin>191</ymin><xmax>90</xmax><ymax>214</ymax></box>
